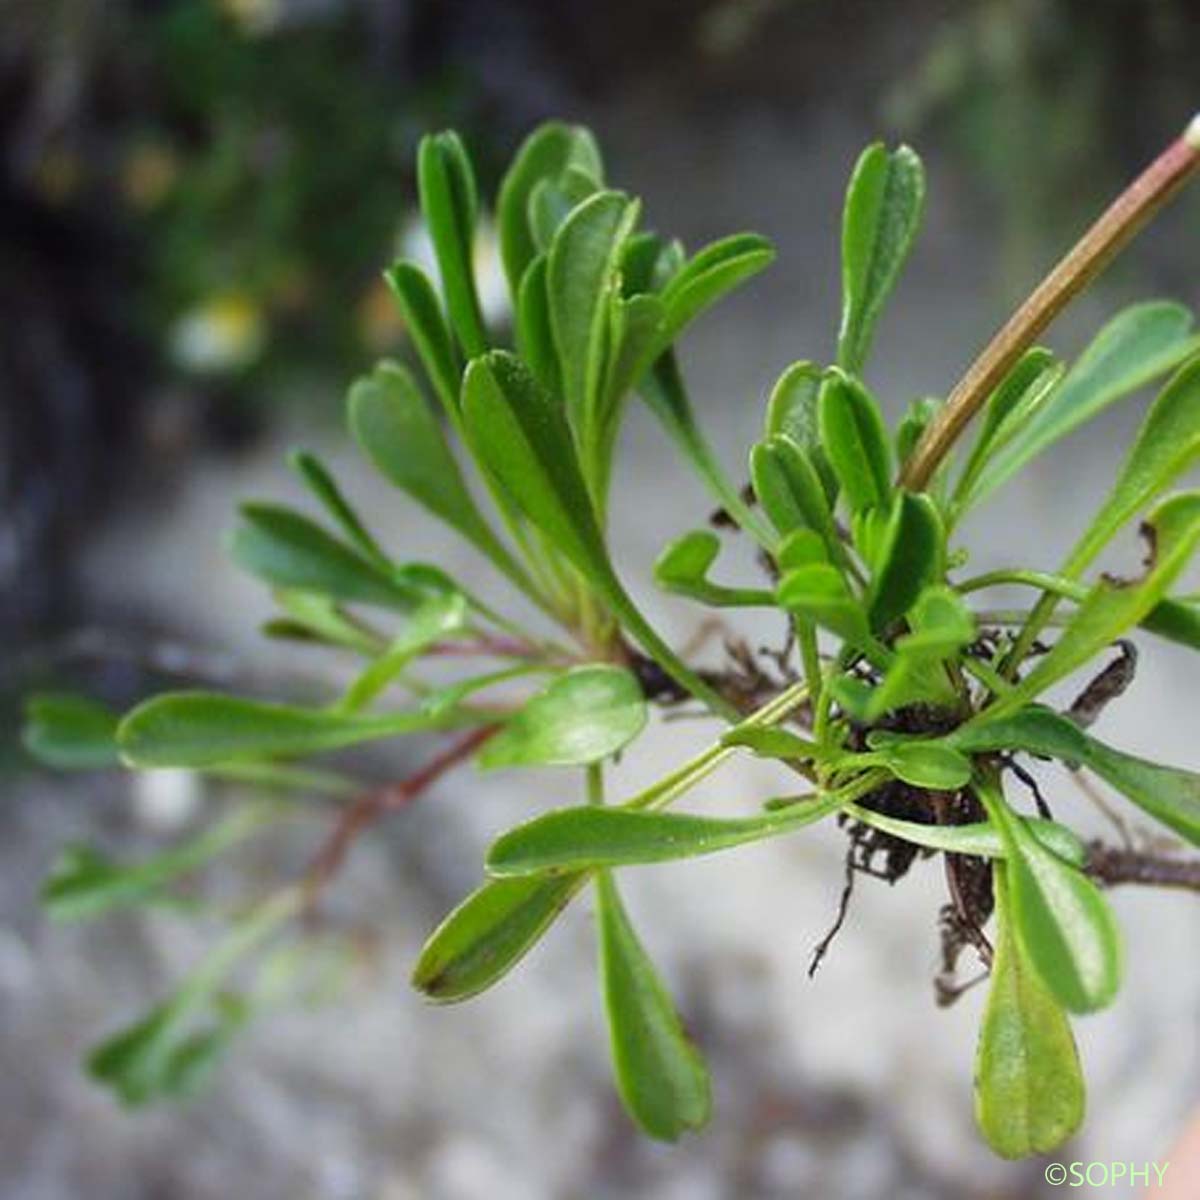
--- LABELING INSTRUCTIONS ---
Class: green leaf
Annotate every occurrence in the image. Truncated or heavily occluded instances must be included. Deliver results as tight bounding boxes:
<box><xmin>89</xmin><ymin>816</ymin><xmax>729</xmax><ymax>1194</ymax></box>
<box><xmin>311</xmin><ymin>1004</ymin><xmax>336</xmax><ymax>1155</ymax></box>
<box><xmin>528</xmin><ymin>169</ymin><xmax>601</xmax><ymax>252</ymax></box>
<box><xmin>765</xmin><ymin>360</ymin><xmax>821</xmax><ymax>444</ymax></box>
<box><xmin>347</xmin><ymin>361</ymin><xmax>529</xmax><ymax>589</ymax></box>
<box><xmin>657</xmin><ymin>233</ymin><xmax>774</xmax><ymax>345</ymax></box>
<box><xmin>867</xmin><ymin>491</ymin><xmax>944</xmax><ymax>629</ymax></box>
<box><xmin>951</xmin><ymin>705</ymin><xmax>1200</xmax><ymax>847</ymax></box>
<box><xmin>383</xmin><ymin>261</ymin><xmax>462</xmax><ymax>418</ymax></box>
<box><xmin>898</xmin><ymin>585</ymin><xmax>976</xmax><ymax>655</ymax></box>
<box><xmin>89</xmin><ymin>994</ymin><xmax>249</xmax><ymax>1107</ymax></box>
<box><xmin>288</xmin><ymin>450</ymin><xmax>382</xmax><ymax>564</ymax></box>
<box><xmin>719</xmin><ymin>726</ymin><xmax>819</xmax><ymax>761</ymax></box>
<box><xmin>479</xmin><ymin>666</ymin><xmax>647</xmax><ymax>770</ymax></box>
<box><xmin>546</xmin><ymin>190</ymin><xmax>639</xmax><ymax>451</ymax></box>
<box><xmin>776</xmin><ymin>528</ymin><xmax>829</xmax><ymax>570</ymax></box>
<box><xmin>342</xmin><ymin>592</ymin><xmax>469</xmax><ymax>712</ymax></box>
<box><xmin>118</xmin><ymin>692</ymin><xmax>470</xmax><ymax>768</ymax></box>
<box><xmin>970</xmin><ymin>302</ymin><xmax>1200</xmax><ymax>504</ymax></box>
<box><xmin>654</xmin><ymin>530</ymin><xmax>773</xmax><ymax>608</ymax></box>
<box><xmin>592</xmin><ymin>292</ymin><xmax>668</xmax><ymax>502</ymax></box>
<box><xmin>498</xmin><ymin>121</ymin><xmax>603</xmax><ymax>296</ymax></box>
<box><xmin>818</xmin><ymin>373</ymin><xmax>893</xmax><ymax>514</ymax></box>
<box><xmin>88</xmin><ymin>890</ymin><xmax>296</xmax><ymax>1105</ymax></box>
<box><xmin>837</xmin><ymin>142</ymin><xmax>926</xmax><ymax>373</ymax></box>
<box><xmin>953</xmin><ymin>348</ymin><xmax>1061</xmax><ymax>508</ymax></box>
<box><xmin>620</xmin><ymin>230</ymin><xmax>672</xmax><ymax>296</ymax></box>
<box><xmin>417</xmin><ymin>130</ymin><xmax>487</xmax><ymax>357</ymax></box>
<box><xmin>853</xmin><ymin>586</ymin><xmax>972</xmax><ymax>718</ymax></box>
<box><xmin>777</xmin><ymin>564</ymin><xmax>875</xmax><ymax>654</ymax></box>
<box><xmin>464</xmin><ymin>354</ymin><xmax>737</xmax><ymax>721</ymax></box>
<box><xmin>42</xmin><ymin>804</ymin><xmax>273</xmax><ymax>922</ymax></box>
<box><xmin>23</xmin><ymin>693</ymin><xmax>120</xmax><ymax>769</ymax></box>
<box><xmin>419</xmin><ymin>664</ymin><xmax>551</xmax><ymax>720</ymax></box>
<box><xmin>515</xmin><ymin>254</ymin><xmax>562</xmax><ymax>395</ymax></box>
<box><xmin>595</xmin><ymin>871</ymin><xmax>711</xmax><ymax>1140</ymax></box>
<box><xmin>873</xmin><ymin>740</ymin><xmax>971</xmax><ymax>790</ymax></box>
<box><xmin>841</xmin><ymin>802</ymin><xmax>1086</xmax><ymax>866</ymax></box>
<box><xmin>1142</xmin><ymin>596</ymin><xmax>1200</xmax><ymax>651</ymax></box>
<box><xmin>977</xmin><ymin>779</ymin><xmax>1122</xmax><ymax>1014</ymax></box>
<box><xmin>487</xmin><ymin>798</ymin><xmax>839</xmax><ymax>876</ymax></box>
<box><xmin>228</xmin><ymin>503</ymin><xmax>418</xmax><ymax>612</ymax></box>
<box><xmin>974</xmin><ymin>873</ymin><xmax>1085</xmax><ymax>1159</ymax></box>
<box><xmin>267</xmin><ymin>591</ymin><xmax>383</xmax><ymax>656</ymax></box>
<box><xmin>764</xmin><ymin>360</ymin><xmax>838</xmax><ymax>502</ymax></box>
<box><xmin>411</xmin><ymin>872</ymin><xmax>587</xmax><ymax>1003</ymax></box>
<box><xmin>601</xmin><ymin>290</ymin><xmax>666</xmax><ymax>408</ymax></box>
<box><xmin>894</xmin><ymin>395</ymin><xmax>941</xmax><ymax>469</ymax></box>
<box><xmin>750</xmin><ymin>436</ymin><xmax>841</xmax><ymax>562</ymax></box>
<box><xmin>992</xmin><ymin>493</ymin><xmax>1200</xmax><ymax>714</ymax></box>
<box><xmin>462</xmin><ymin>351</ymin><xmax>611</xmax><ymax>582</ymax></box>
<box><xmin>1062</xmin><ymin>354</ymin><xmax>1200</xmax><ymax>575</ymax></box>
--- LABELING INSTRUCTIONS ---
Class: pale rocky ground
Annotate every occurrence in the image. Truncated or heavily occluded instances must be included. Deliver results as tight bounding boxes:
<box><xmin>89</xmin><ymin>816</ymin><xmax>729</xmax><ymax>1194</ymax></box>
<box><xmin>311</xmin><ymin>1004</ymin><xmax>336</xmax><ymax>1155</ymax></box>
<box><xmin>3</xmin><ymin>92</ymin><xmax>1198</xmax><ymax>1199</ymax></box>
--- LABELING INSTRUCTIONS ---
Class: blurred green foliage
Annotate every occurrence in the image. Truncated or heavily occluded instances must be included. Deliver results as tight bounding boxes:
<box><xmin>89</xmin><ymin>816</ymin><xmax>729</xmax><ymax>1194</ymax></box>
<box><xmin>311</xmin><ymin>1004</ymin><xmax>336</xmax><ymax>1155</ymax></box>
<box><xmin>887</xmin><ymin>0</ymin><xmax>1200</xmax><ymax>291</ymax></box>
<box><xmin>27</xmin><ymin>0</ymin><xmax>488</xmax><ymax>395</ymax></box>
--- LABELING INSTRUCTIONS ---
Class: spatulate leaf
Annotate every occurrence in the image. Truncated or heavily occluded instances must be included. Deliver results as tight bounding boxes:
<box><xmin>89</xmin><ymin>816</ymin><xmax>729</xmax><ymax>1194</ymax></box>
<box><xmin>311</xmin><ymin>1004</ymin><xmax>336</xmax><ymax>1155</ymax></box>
<box><xmin>479</xmin><ymin>666</ymin><xmax>647</xmax><ymax>770</ymax></box>
<box><xmin>118</xmin><ymin>692</ymin><xmax>469</xmax><ymax>768</ymax></box>
<box><xmin>23</xmin><ymin>694</ymin><xmax>120</xmax><ymax>769</ymax></box>
<box><xmin>595</xmin><ymin>871</ymin><xmax>711</xmax><ymax>1141</ymax></box>
<box><xmin>487</xmin><ymin>798</ymin><xmax>840</xmax><ymax>876</ymax></box>
<box><xmin>228</xmin><ymin>503</ymin><xmax>418</xmax><ymax>612</ymax></box>
<box><xmin>411</xmin><ymin>873</ymin><xmax>587</xmax><ymax>1003</ymax></box>
<box><xmin>974</xmin><ymin>874</ymin><xmax>1085</xmax><ymax>1159</ymax></box>
<box><xmin>970</xmin><ymin>302</ymin><xmax>1200</xmax><ymax>504</ymax></box>
<box><xmin>977</xmin><ymin>780</ymin><xmax>1122</xmax><ymax>1015</ymax></box>
<box><xmin>818</xmin><ymin>373</ymin><xmax>893</xmax><ymax>514</ymax></box>
<box><xmin>837</xmin><ymin>142</ymin><xmax>926</xmax><ymax>374</ymax></box>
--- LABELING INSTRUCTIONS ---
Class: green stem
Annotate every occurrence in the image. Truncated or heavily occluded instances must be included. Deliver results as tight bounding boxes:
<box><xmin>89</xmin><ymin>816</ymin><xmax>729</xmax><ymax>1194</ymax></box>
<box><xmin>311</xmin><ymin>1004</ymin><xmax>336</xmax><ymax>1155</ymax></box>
<box><xmin>604</xmin><ymin>579</ymin><xmax>741</xmax><ymax>722</ymax></box>
<box><xmin>165</xmin><ymin>886</ymin><xmax>302</xmax><ymax>1026</ymax></box>
<box><xmin>966</xmin><ymin>609</ymin><xmax>1071</xmax><ymax>628</ymax></box>
<box><xmin>959</xmin><ymin>654</ymin><xmax>1014</xmax><ymax>697</ymax></box>
<box><xmin>956</xmin><ymin>568</ymin><xmax>1088</xmax><ymax>603</ymax></box>
<box><xmin>586</xmin><ymin>762</ymin><xmax>605</xmax><ymax>808</ymax></box>
<box><xmin>795</xmin><ymin>619</ymin><xmax>824</xmax><ymax>718</ymax></box>
<box><xmin>624</xmin><ymin>678</ymin><xmax>812</xmax><ymax>813</ymax></box>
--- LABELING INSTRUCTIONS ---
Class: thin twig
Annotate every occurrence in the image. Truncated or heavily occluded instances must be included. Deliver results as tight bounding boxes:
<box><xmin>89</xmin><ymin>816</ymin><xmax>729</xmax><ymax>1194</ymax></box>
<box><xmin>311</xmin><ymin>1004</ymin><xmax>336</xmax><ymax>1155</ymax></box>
<box><xmin>303</xmin><ymin>725</ymin><xmax>499</xmax><ymax>907</ymax></box>
<box><xmin>1085</xmin><ymin>842</ymin><xmax>1200</xmax><ymax>892</ymax></box>
<box><xmin>901</xmin><ymin>116</ymin><xmax>1200</xmax><ymax>491</ymax></box>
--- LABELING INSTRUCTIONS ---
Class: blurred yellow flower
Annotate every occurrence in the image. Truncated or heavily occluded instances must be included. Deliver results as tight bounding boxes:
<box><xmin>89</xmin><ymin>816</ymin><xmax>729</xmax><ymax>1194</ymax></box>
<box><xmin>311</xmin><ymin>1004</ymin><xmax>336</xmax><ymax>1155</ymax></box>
<box><xmin>169</xmin><ymin>292</ymin><xmax>266</xmax><ymax>374</ymax></box>
<box><xmin>218</xmin><ymin>0</ymin><xmax>283</xmax><ymax>35</ymax></box>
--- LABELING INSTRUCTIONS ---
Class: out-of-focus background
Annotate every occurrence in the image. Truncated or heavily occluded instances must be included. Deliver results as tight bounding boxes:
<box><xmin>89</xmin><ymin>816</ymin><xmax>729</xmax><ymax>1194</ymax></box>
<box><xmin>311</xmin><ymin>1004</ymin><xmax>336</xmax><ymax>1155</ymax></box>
<box><xmin>2</xmin><ymin>1</ymin><xmax>1198</xmax><ymax>1197</ymax></box>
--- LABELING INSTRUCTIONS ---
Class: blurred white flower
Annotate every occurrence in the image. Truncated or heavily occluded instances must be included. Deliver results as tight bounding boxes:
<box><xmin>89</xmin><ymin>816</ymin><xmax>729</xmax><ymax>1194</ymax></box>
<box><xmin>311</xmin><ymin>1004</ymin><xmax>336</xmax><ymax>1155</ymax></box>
<box><xmin>169</xmin><ymin>292</ymin><xmax>266</xmax><ymax>374</ymax></box>
<box><xmin>396</xmin><ymin>213</ymin><xmax>511</xmax><ymax>327</ymax></box>
<box><xmin>132</xmin><ymin>768</ymin><xmax>203</xmax><ymax>834</ymax></box>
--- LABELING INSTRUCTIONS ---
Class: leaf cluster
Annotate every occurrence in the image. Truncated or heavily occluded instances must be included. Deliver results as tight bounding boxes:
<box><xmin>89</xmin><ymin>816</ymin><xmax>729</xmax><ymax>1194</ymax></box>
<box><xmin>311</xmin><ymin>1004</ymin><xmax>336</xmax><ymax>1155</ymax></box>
<box><xmin>22</xmin><ymin>123</ymin><xmax>1200</xmax><ymax>1158</ymax></box>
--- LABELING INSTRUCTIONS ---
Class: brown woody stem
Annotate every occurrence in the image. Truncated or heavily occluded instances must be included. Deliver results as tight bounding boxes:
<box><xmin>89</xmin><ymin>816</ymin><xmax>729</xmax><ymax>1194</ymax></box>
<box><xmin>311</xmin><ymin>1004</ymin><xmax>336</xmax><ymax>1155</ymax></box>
<box><xmin>1085</xmin><ymin>841</ymin><xmax>1200</xmax><ymax>893</ymax></box>
<box><xmin>900</xmin><ymin>115</ymin><xmax>1200</xmax><ymax>492</ymax></box>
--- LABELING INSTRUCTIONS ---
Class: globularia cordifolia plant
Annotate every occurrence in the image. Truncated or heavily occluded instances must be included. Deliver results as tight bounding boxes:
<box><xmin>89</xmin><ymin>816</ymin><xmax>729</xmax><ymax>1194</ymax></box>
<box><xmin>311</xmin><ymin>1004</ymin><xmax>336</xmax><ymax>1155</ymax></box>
<box><xmin>24</xmin><ymin>113</ymin><xmax>1200</xmax><ymax>1158</ymax></box>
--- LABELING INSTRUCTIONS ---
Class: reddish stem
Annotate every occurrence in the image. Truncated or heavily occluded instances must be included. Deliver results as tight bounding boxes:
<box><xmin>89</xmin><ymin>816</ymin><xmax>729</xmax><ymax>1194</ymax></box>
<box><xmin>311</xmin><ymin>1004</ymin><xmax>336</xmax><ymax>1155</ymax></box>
<box><xmin>303</xmin><ymin>724</ymin><xmax>499</xmax><ymax>906</ymax></box>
